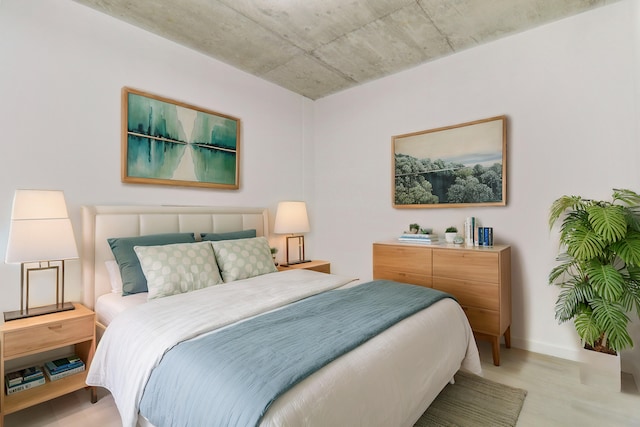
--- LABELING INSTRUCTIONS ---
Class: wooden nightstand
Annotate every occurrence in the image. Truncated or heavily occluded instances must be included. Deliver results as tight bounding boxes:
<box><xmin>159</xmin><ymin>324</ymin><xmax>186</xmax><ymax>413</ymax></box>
<box><xmin>277</xmin><ymin>260</ymin><xmax>331</xmax><ymax>273</ymax></box>
<box><xmin>0</xmin><ymin>303</ymin><xmax>96</xmax><ymax>426</ymax></box>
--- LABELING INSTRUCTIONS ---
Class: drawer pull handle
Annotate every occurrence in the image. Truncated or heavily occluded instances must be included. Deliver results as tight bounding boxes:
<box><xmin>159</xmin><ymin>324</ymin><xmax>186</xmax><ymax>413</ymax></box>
<box><xmin>49</xmin><ymin>325</ymin><xmax>63</xmax><ymax>330</ymax></box>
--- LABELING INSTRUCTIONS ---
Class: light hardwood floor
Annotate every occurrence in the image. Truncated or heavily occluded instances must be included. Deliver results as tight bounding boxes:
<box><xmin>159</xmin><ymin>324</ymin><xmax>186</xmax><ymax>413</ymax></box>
<box><xmin>4</xmin><ymin>341</ymin><xmax>639</xmax><ymax>426</ymax></box>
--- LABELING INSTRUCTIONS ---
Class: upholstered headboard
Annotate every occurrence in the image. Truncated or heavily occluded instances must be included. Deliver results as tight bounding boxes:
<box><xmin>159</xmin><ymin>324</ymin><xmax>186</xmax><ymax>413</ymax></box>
<box><xmin>81</xmin><ymin>205</ymin><xmax>269</xmax><ymax>309</ymax></box>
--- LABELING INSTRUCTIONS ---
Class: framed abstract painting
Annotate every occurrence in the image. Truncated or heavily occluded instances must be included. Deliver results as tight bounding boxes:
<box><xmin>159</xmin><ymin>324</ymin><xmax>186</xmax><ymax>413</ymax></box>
<box><xmin>122</xmin><ymin>87</ymin><xmax>240</xmax><ymax>189</ymax></box>
<box><xmin>392</xmin><ymin>115</ymin><xmax>507</xmax><ymax>209</ymax></box>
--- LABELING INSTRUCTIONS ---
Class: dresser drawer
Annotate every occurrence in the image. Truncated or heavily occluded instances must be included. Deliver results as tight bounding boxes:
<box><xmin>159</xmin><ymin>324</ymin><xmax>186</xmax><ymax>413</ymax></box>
<box><xmin>373</xmin><ymin>268</ymin><xmax>433</xmax><ymax>287</ymax></box>
<box><xmin>373</xmin><ymin>244</ymin><xmax>432</xmax><ymax>276</ymax></box>
<box><xmin>461</xmin><ymin>306</ymin><xmax>500</xmax><ymax>335</ymax></box>
<box><xmin>433</xmin><ymin>277</ymin><xmax>499</xmax><ymax>310</ymax></box>
<box><xmin>432</xmin><ymin>250</ymin><xmax>499</xmax><ymax>282</ymax></box>
<box><xmin>3</xmin><ymin>316</ymin><xmax>94</xmax><ymax>359</ymax></box>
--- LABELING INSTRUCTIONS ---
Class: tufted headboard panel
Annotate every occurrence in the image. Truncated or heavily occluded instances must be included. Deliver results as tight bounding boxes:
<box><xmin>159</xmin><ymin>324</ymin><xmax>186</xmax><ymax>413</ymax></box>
<box><xmin>81</xmin><ymin>205</ymin><xmax>269</xmax><ymax>309</ymax></box>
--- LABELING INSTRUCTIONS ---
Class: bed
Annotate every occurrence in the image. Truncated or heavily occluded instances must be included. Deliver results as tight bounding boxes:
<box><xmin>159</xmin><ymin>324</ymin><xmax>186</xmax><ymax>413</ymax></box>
<box><xmin>81</xmin><ymin>205</ymin><xmax>481</xmax><ymax>427</ymax></box>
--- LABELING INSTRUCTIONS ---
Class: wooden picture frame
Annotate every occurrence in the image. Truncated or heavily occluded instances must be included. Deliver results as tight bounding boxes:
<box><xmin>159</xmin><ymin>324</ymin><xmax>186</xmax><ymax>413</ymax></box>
<box><xmin>122</xmin><ymin>87</ymin><xmax>240</xmax><ymax>189</ymax></box>
<box><xmin>392</xmin><ymin>115</ymin><xmax>507</xmax><ymax>208</ymax></box>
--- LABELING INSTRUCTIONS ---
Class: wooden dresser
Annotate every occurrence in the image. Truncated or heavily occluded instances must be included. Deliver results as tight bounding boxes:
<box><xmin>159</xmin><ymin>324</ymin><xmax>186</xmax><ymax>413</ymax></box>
<box><xmin>373</xmin><ymin>241</ymin><xmax>511</xmax><ymax>366</ymax></box>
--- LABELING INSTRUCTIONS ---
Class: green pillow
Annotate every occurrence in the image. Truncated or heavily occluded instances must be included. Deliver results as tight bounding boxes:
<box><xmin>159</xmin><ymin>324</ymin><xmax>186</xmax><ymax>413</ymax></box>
<box><xmin>108</xmin><ymin>233</ymin><xmax>196</xmax><ymax>295</ymax></box>
<box><xmin>200</xmin><ymin>229</ymin><xmax>256</xmax><ymax>241</ymax></box>
<box><xmin>134</xmin><ymin>242</ymin><xmax>223</xmax><ymax>300</ymax></box>
<box><xmin>211</xmin><ymin>237</ymin><xmax>277</xmax><ymax>282</ymax></box>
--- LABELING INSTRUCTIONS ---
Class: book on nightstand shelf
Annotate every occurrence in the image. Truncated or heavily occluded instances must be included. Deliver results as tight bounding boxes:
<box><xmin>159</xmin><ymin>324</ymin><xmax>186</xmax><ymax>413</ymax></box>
<box><xmin>44</xmin><ymin>355</ymin><xmax>84</xmax><ymax>375</ymax></box>
<box><xmin>5</xmin><ymin>366</ymin><xmax>45</xmax><ymax>395</ymax></box>
<box><xmin>44</xmin><ymin>363</ymin><xmax>85</xmax><ymax>381</ymax></box>
<box><xmin>5</xmin><ymin>370</ymin><xmax>24</xmax><ymax>387</ymax></box>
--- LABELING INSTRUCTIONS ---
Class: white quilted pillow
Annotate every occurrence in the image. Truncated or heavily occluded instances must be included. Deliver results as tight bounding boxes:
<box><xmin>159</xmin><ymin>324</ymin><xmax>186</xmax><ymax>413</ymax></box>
<box><xmin>134</xmin><ymin>241</ymin><xmax>223</xmax><ymax>300</ymax></box>
<box><xmin>211</xmin><ymin>236</ymin><xmax>278</xmax><ymax>282</ymax></box>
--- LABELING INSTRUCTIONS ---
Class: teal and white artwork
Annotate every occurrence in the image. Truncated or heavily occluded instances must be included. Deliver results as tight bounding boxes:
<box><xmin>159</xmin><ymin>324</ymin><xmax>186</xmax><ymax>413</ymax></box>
<box><xmin>122</xmin><ymin>88</ymin><xmax>240</xmax><ymax>189</ymax></box>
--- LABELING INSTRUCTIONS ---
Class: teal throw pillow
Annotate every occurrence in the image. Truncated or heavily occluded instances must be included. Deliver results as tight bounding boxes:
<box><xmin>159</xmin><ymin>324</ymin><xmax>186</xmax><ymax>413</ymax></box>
<box><xmin>108</xmin><ymin>233</ymin><xmax>196</xmax><ymax>295</ymax></box>
<box><xmin>200</xmin><ymin>229</ymin><xmax>256</xmax><ymax>241</ymax></box>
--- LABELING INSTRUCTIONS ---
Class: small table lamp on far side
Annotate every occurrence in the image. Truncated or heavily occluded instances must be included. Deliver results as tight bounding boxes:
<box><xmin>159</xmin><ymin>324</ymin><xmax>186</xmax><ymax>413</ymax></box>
<box><xmin>274</xmin><ymin>201</ymin><xmax>311</xmax><ymax>266</ymax></box>
<box><xmin>4</xmin><ymin>189</ymin><xmax>78</xmax><ymax>321</ymax></box>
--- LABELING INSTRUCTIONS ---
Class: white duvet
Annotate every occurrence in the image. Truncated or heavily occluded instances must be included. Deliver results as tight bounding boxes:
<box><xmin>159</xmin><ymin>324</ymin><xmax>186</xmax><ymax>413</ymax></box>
<box><xmin>87</xmin><ymin>270</ymin><xmax>481</xmax><ymax>427</ymax></box>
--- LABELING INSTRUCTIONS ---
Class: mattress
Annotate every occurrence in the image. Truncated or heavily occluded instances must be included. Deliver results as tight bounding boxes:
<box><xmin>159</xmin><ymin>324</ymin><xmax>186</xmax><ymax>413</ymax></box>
<box><xmin>95</xmin><ymin>292</ymin><xmax>148</xmax><ymax>326</ymax></box>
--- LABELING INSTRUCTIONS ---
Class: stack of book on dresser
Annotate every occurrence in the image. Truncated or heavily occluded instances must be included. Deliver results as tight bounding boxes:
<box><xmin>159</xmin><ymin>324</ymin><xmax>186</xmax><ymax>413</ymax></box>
<box><xmin>397</xmin><ymin>233</ymin><xmax>439</xmax><ymax>244</ymax></box>
<box><xmin>4</xmin><ymin>366</ymin><xmax>45</xmax><ymax>395</ymax></box>
<box><xmin>43</xmin><ymin>355</ymin><xmax>85</xmax><ymax>381</ymax></box>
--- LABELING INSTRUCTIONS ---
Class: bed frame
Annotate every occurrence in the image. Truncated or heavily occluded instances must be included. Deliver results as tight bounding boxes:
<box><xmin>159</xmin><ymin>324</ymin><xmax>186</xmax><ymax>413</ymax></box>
<box><xmin>80</xmin><ymin>205</ymin><xmax>481</xmax><ymax>427</ymax></box>
<box><xmin>80</xmin><ymin>205</ymin><xmax>269</xmax><ymax>311</ymax></box>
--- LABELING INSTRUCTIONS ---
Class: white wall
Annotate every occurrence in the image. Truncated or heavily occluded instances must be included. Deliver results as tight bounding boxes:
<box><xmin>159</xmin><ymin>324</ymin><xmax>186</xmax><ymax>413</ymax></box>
<box><xmin>313</xmin><ymin>0</ymin><xmax>640</xmax><ymax>366</ymax></box>
<box><xmin>0</xmin><ymin>0</ymin><xmax>312</xmax><ymax>311</ymax></box>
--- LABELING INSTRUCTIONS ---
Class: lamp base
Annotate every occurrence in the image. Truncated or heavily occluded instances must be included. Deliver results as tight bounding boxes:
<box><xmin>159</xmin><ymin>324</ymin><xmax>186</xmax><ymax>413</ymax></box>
<box><xmin>3</xmin><ymin>302</ymin><xmax>75</xmax><ymax>322</ymax></box>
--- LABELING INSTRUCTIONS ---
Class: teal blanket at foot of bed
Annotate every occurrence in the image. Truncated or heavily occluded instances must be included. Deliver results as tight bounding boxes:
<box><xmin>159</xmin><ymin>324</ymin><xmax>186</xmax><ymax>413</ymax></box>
<box><xmin>139</xmin><ymin>280</ymin><xmax>453</xmax><ymax>427</ymax></box>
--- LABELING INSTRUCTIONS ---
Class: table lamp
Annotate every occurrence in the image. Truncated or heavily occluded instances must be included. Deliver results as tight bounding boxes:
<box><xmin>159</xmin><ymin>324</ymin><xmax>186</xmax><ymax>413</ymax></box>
<box><xmin>4</xmin><ymin>190</ymin><xmax>78</xmax><ymax>321</ymax></box>
<box><xmin>273</xmin><ymin>201</ymin><xmax>310</xmax><ymax>266</ymax></box>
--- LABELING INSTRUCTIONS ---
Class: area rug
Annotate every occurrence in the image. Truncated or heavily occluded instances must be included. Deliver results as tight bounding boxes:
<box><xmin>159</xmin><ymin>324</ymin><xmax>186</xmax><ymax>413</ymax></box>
<box><xmin>414</xmin><ymin>371</ymin><xmax>527</xmax><ymax>427</ymax></box>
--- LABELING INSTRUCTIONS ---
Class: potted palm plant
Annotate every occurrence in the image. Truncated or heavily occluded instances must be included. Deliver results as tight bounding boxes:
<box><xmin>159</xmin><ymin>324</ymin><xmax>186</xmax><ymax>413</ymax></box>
<box><xmin>549</xmin><ymin>189</ymin><xmax>640</xmax><ymax>390</ymax></box>
<box><xmin>549</xmin><ymin>188</ymin><xmax>640</xmax><ymax>355</ymax></box>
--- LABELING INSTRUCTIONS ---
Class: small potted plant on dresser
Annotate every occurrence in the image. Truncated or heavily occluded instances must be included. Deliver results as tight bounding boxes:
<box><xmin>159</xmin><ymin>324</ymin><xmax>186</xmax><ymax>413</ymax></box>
<box><xmin>444</xmin><ymin>226</ymin><xmax>458</xmax><ymax>243</ymax></box>
<box><xmin>548</xmin><ymin>188</ymin><xmax>640</xmax><ymax>391</ymax></box>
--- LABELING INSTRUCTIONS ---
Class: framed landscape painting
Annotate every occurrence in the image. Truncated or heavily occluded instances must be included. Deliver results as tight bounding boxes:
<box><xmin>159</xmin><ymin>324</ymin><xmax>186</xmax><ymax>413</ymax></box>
<box><xmin>122</xmin><ymin>87</ymin><xmax>240</xmax><ymax>189</ymax></box>
<box><xmin>393</xmin><ymin>116</ymin><xmax>507</xmax><ymax>208</ymax></box>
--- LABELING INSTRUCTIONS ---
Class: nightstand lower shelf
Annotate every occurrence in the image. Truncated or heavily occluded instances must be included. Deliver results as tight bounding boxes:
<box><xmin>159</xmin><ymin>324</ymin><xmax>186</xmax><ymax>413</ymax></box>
<box><xmin>4</xmin><ymin>371</ymin><xmax>94</xmax><ymax>415</ymax></box>
<box><xmin>0</xmin><ymin>303</ymin><xmax>97</xmax><ymax>426</ymax></box>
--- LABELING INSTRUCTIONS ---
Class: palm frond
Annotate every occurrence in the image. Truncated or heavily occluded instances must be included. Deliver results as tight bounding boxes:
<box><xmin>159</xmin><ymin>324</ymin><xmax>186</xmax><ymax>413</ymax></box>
<box><xmin>586</xmin><ymin>261</ymin><xmax>625</xmax><ymax>302</ymax></box>
<box><xmin>611</xmin><ymin>230</ymin><xmax>640</xmax><ymax>267</ymax></box>
<box><xmin>591</xmin><ymin>299</ymin><xmax>633</xmax><ymax>351</ymax></box>
<box><xmin>548</xmin><ymin>257</ymin><xmax>580</xmax><ymax>284</ymax></box>
<box><xmin>613</xmin><ymin>189</ymin><xmax>640</xmax><ymax>232</ymax></box>
<box><xmin>619</xmin><ymin>273</ymin><xmax>640</xmax><ymax>315</ymax></box>
<box><xmin>555</xmin><ymin>281</ymin><xmax>593</xmax><ymax>323</ymax></box>
<box><xmin>549</xmin><ymin>195</ymin><xmax>584</xmax><ymax>230</ymax></box>
<box><xmin>587</xmin><ymin>204</ymin><xmax>627</xmax><ymax>243</ymax></box>
<box><xmin>612</xmin><ymin>188</ymin><xmax>640</xmax><ymax>205</ymax></box>
<box><xmin>573</xmin><ymin>308</ymin><xmax>602</xmax><ymax>347</ymax></box>
<box><xmin>564</xmin><ymin>223</ymin><xmax>606</xmax><ymax>261</ymax></box>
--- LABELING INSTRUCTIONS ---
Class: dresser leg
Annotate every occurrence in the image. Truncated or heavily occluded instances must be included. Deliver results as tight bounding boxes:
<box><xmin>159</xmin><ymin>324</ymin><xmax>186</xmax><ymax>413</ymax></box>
<box><xmin>504</xmin><ymin>326</ymin><xmax>511</xmax><ymax>349</ymax></box>
<box><xmin>90</xmin><ymin>386</ymin><xmax>97</xmax><ymax>404</ymax></box>
<box><xmin>491</xmin><ymin>336</ymin><xmax>501</xmax><ymax>366</ymax></box>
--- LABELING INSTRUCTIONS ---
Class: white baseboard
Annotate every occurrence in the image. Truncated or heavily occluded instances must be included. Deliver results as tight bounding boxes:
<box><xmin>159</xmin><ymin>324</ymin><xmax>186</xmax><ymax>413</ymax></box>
<box><xmin>509</xmin><ymin>336</ymin><xmax>582</xmax><ymax>361</ymax></box>
<box><xmin>510</xmin><ymin>336</ymin><xmax>637</xmax><ymax>384</ymax></box>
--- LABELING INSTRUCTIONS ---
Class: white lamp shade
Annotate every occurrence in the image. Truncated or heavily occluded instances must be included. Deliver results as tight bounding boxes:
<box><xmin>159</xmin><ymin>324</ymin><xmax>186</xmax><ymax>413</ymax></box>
<box><xmin>273</xmin><ymin>201</ymin><xmax>310</xmax><ymax>234</ymax></box>
<box><xmin>11</xmin><ymin>189</ymin><xmax>71</xmax><ymax>220</ymax></box>
<box><xmin>5</xmin><ymin>190</ymin><xmax>78</xmax><ymax>263</ymax></box>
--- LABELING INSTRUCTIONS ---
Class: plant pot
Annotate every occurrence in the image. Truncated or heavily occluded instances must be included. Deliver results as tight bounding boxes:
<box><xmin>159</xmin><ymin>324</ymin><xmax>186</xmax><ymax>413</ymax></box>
<box><xmin>445</xmin><ymin>232</ymin><xmax>457</xmax><ymax>243</ymax></box>
<box><xmin>578</xmin><ymin>346</ymin><xmax>621</xmax><ymax>392</ymax></box>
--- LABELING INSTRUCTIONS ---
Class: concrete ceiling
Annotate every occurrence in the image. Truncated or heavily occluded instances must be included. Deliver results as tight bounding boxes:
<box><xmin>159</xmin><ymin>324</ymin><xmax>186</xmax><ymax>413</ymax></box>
<box><xmin>72</xmin><ymin>0</ymin><xmax>618</xmax><ymax>100</ymax></box>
